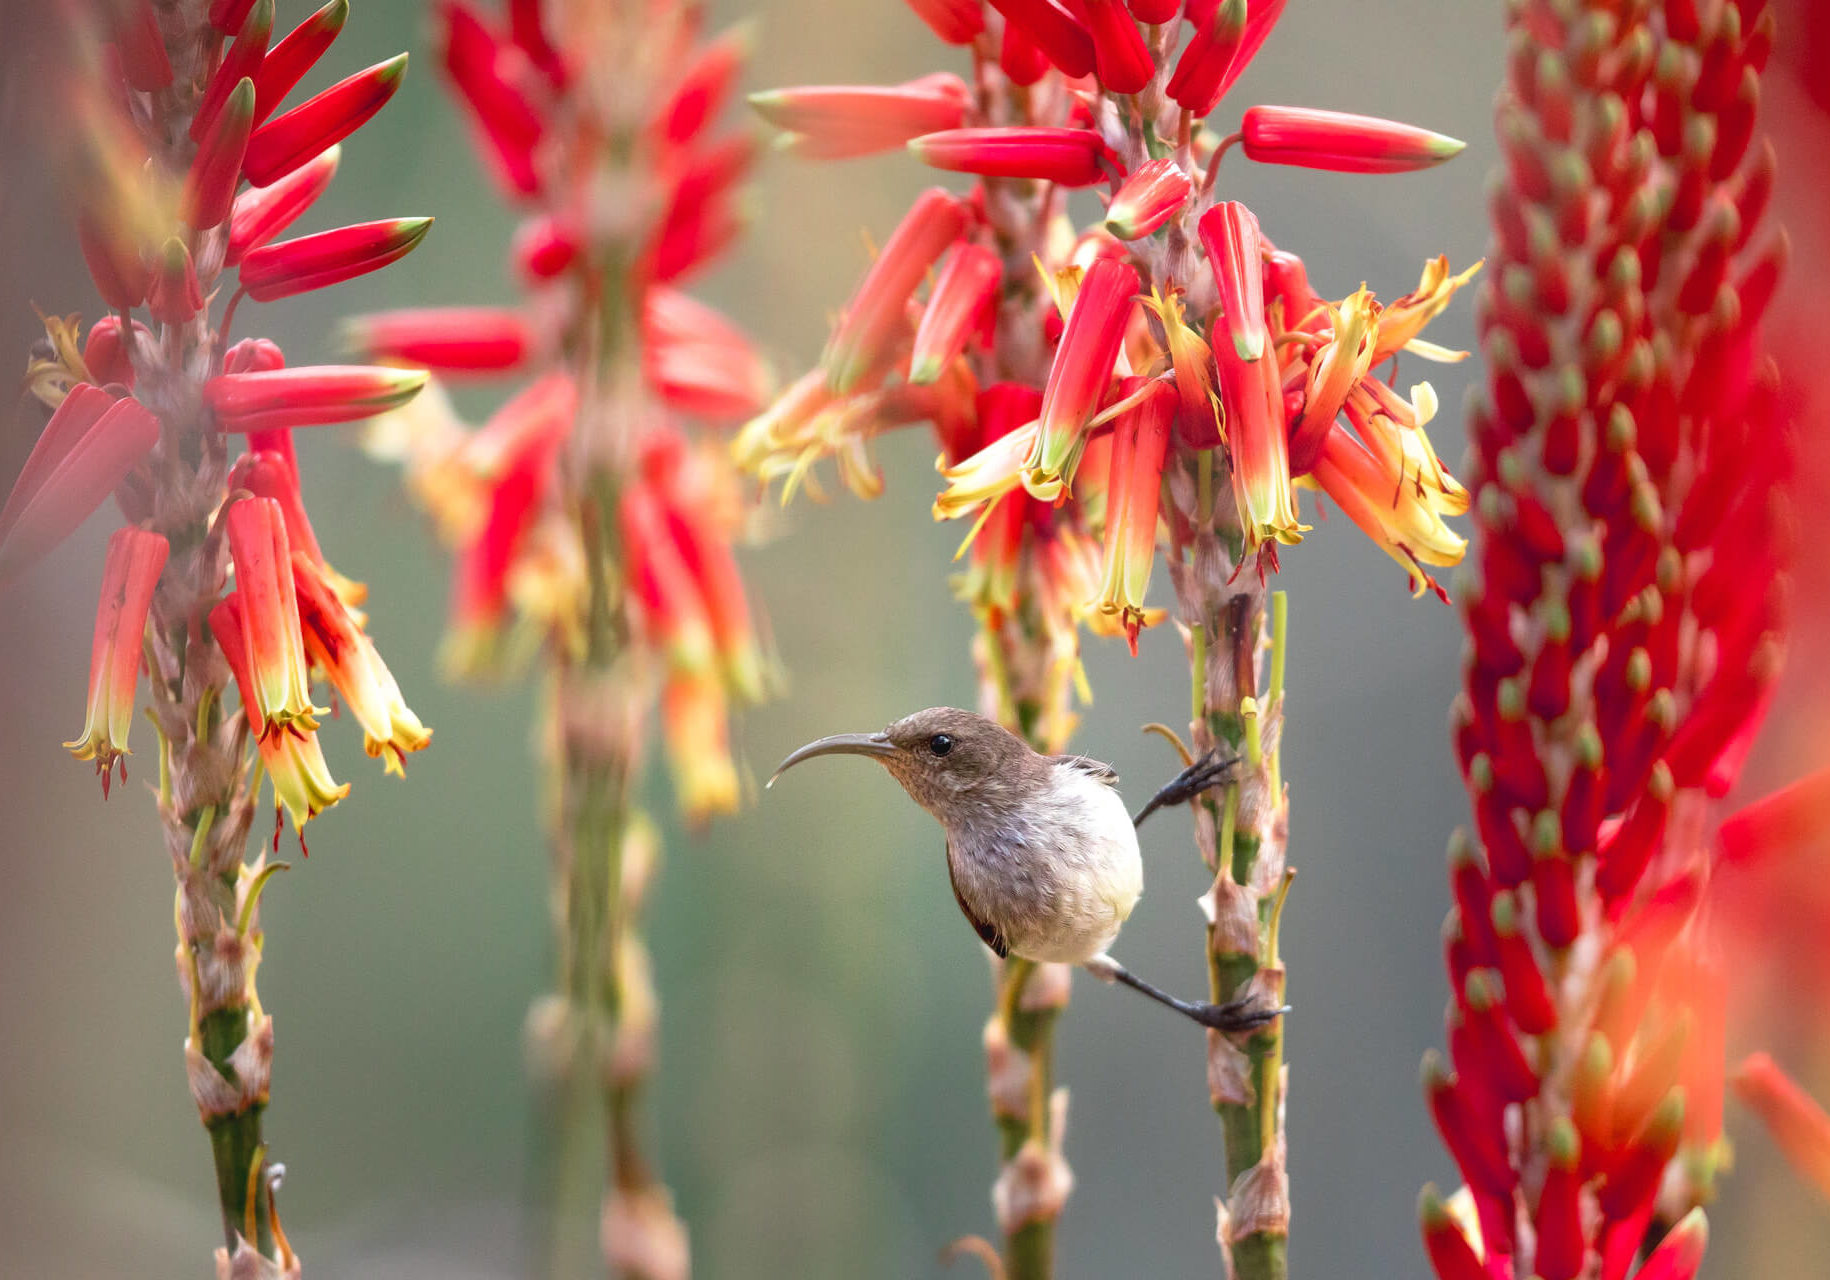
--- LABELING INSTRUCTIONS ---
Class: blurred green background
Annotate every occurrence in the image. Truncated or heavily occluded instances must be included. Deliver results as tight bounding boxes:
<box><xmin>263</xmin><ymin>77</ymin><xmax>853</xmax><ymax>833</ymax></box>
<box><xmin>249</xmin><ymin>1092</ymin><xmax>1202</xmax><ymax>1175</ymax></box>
<box><xmin>3</xmin><ymin>2</ymin><xmax>1828</xmax><ymax>1276</ymax></box>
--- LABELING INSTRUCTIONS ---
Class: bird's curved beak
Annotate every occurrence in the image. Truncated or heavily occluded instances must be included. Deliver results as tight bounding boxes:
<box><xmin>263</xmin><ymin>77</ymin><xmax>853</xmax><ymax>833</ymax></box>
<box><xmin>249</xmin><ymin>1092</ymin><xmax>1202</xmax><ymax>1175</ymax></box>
<box><xmin>767</xmin><ymin>731</ymin><xmax>896</xmax><ymax>788</ymax></box>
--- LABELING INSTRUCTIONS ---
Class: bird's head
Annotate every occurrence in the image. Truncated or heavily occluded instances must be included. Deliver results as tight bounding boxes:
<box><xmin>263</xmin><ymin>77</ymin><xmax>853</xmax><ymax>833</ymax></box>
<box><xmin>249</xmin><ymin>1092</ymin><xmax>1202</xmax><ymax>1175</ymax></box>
<box><xmin>769</xmin><ymin>706</ymin><xmax>1037</xmax><ymax>820</ymax></box>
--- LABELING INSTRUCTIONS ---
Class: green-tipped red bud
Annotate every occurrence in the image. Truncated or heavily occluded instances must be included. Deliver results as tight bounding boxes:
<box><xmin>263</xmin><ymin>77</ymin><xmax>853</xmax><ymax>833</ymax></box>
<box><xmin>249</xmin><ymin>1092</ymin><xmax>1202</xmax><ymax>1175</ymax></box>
<box><xmin>254</xmin><ymin>0</ymin><xmax>350</xmax><ymax>123</ymax></box>
<box><xmin>1167</xmin><ymin>0</ymin><xmax>1247</xmax><ymax>116</ymax></box>
<box><xmin>239</xmin><ymin>216</ymin><xmax>432</xmax><ymax>301</ymax></box>
<box><xmin>148</xmin><ymin>237</ymin><xmax>204</xmax><ymax>325</ymax></box>
<box><xmin>243</xmin><ymin>52</ymin><xmax>407</xmax><ymax>186</ymax></box>
<box><xmin>343</xmin><ymin>306</ymin><xmax>531</xmax><ymax>375</ymax></box>
<box><xmin>191</xmin><ymin>0</ymin><xmax>271</xmax><ymax>142</ymax></box>
<box><xmin>1636</xmin><ymin>1208</ymin><xmax>1708</xmax><ymax>1280</ymax></box>
<box><xmin>228</xmin><ymin>145</ymin><xmax>341</xmax><ymax>264</ymax></box>
<box><xmin>1105</xmin><ymin>158</ymin><xmax>1193</xmax><ymax>240</ymax></box>
<box><xmin>183</xmin><ymin>78</ymin><xmax>256</xmax><ymax>230</ymax></box>
<box><xmin>207</xmin><ymin>365</ymin><xmax>428</xmax><ymax>432</ymax></box>
<box><xmin>909</xmin><ymin>242</ymin><xmax>1000</xmax><ymax>384</ymax></box>
<box><xmin>1417</xmin><ymin>1185</ymin><xmax>1485</xmax><ymax>1280</ymax></box>
<box><xmin>752</xmin><ymin>75</ymin><xmax>969</xmax><ymax>161</ymax></box>
<box><xmin>78</xmin><ymin>212</ymin><xmax>148</xmax><ymax>310</ymax></box>
<box><xmin>1026</xmin><ymin>256</ymin><xmax>1138</xmax><ymax>499</ymax></box>
<box><xmin>903</xmin><ymin>0</ymin><xmax>985</xmax><ymax>44</ymax></box>
<box><xmin>1199</xmin><ymin>200</ymin><xmax>1267</xmax><ymax>360</ymax></box>
<box><xmin>986</xmin><ymin>0</ymin><xmax>1094</xmax><ymax>78</ymax></box>
<box><xmin>911</xmin><ymin>127</ymin><xmax>1110</xmax><ymax>186</ymax></box>
<box><xmin>822</xmin><ymin>188</ymin><xmax>967</xmax><ymax>394</ymax></box>
<box><xmin>1241</xmin><ymin>104</ymin><xmax>1467</xmax><ymax>174</ymax></box>
<box><xmin>64</xmin><ymin>526</ymin><xmax>168</xmax><ymax>791</ymax></box>
<box><xmin>1535</xmin><ymin>1118</ymin><xmax>1585</xmax><ymax>1280</ymax></box>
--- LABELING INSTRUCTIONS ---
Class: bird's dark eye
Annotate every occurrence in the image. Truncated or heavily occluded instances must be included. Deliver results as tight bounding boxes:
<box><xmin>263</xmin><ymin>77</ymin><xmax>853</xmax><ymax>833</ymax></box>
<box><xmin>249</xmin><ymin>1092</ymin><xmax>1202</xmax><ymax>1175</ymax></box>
<box><xmin>928</xmin><ymin>733</ymin><xmax>954</xmax><ymax>757</ymax></box>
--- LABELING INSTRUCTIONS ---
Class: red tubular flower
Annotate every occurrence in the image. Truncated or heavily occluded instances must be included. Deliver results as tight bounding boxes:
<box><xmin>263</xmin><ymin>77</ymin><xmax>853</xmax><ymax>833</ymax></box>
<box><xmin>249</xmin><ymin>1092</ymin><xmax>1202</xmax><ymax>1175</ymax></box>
<box><xmin>344</xmin><ymin>306</ymin><xmax>532</xmax><ymax>376</ymax></box>
<box><xmin>192</xmin><ymin>1</ymin><xmax>272</xmax><ymax>142</ymax></box>
<box><xmin>1241</xmin><ymin>105</ymin><xmax>1466</xmax><ymax>174</ymax></box>
<box><xmin>227</xmin><ymin>145</ymin><xmax>341</xmax><ymax>264</ymax></box>
<box><xmin>242</xmin><ymin>52</ymin><xmax>408</xmax><ymax>186</ymax></box>
<box><xmin>1093</xmin><ymin>377</ymin><xmax>1174</xmax><ymax>651</ymax></box>
<box><xmin>226</xmin><ymin>449</ymin><xmax>366</xmax><ymax>609</ymax></box>
<box><xmin>1635</xmin><ymin>1208</ymin><xmax>1708</xmax><ymax>1280</ymax></box>
<box><xmin>1166</xmin><ymin>0</ymin><xmax>1247</xmax><ymax>116</ymax></box>
<box><xmin>238</xmin><ymin>216</ymin><xmax>433</xmax><ymax>301</ymax></box>
<box><xmin>1104</xmin><ymin>158</ymin><xmax>1192</xmax><ymax>240</ymax></box>
<box><xmin>113</xmin><ymin>0</ymin><xmax>174</xmax><ymax>92</ymax></box>
<box><xmin>210</xmin><ymin>0</ymin><xmax>261</xmax><ymax>33</ymax></box>
<box><xmin>648</xmin><ymin>135</ymin><xmax>754</xmax><ymax>283</ymax></box>
<box><xmin>182</xmin><ymin>78</ymin><xmax>255</xmax><ymax>230</ymax></box>
<box><xmin>82</xmin><ymin>316</ymin><xmax>139</xmax><ymax>387</ymax></box>
<box><xmin>1215</xmin><ymin>309</ymin><xmax>1302</xmax><ymax>552</ymax></box>
<box><xmin>148</xmin><ymin>238</ymin><xmax>205</xmax><ymax>325</ymax></box>
<box><xmin>207</xmin><ymin>365</ymin><xmax>428</xmax><ymax>431</ymax></box>
<box><xmin>1417</xmin><ymin>1186</ymin><xmax>1485</xmax><ymax>1280</ymax></box>
<box><xmin>438</xmin><ymin>1</ymin><xmax>545</xmax><ymax>198</ymax></box>
<box><xmin>211</xmin><ymin>594</ymin><xmax>348</xmax><ymax>829</ymax></box>
<box><xmin>985</xmin><ymin>0</ymin><xmax>1094</xmax><ymax>78</ymax></box>
<box><xmin>78</xmin><ymin>212</ymin><xmax>149</xmax><ymax>310</ymax></box>
<box><xmin>643</xmin><ymin>288</ymin><xmax>772</xmax><ymax>421</ymax></box>
<box><xmin>904</xmin><ymin>0</ymin><xmax>986</xmax><ymax>44</ymax></box>
<box><xmin>0</xmin><ymin>386</ymin><xmax>160</xmax><ymax>584</ymax></box>
<box><xmin>1199</xmin><ymin>201</ymin><xmax>1267</xmax><ymax>360</ymax></box>
<box><xmin>910</xmin><ymin>126</ymin><xmax>1109</xmax><ymax>186</ymax></box>
<box><xmin>252</xmin><ymin>0</ymin><xmax>349</xmax><ymax>124</ymax></box>
<box><xmin>64</xmin><ymin>526</ymin><xmax>169</xmax><ymax>790</ymax></box>
<box><xmin>1027</xmin><ymin>256</ymin><xmax>1138</xmax><ymax>498</ymax></box>
<box><xmin>909</xmin><ymin>242</ymin><xmax>1001</xmax><ymax>383</ymax></box>
<box><xmin>292</xmin><ymin>552</ymin><xmax>431</xmax><ymax>775</ymax></box>
<box><xmin>224</xmin><ymin>496</ymin><xmax>320</xmax><ymax>732</ymax></box>
<box><xmin>657</xmin><ymin>24</ymin><xmax>750</xmax><ymax>146</ymax></box>
<box><xmin>751</xmin><ymin>75</ymin><xmax>970</xmax><ymax>161</ymax></box>
<box><xmin>1079</xmin><ymin>0</ymin><xmax>1152</xmax><ymax>95</ymax></box>
<box><xmin>822</xmin><ymin>187</ymin><xmax>967</xmax><ymax>393</ymax></box>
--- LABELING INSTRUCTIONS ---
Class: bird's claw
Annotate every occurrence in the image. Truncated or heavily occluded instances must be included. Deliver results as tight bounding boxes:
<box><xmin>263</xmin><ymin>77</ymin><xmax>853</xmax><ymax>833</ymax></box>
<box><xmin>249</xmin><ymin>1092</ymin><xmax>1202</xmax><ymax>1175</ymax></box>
<box><xmin>1132</xmin><ymin>749</ymin><xmax>1241</xmax><ymax>827</ymax></box>
<box><xmin>1190</xmin><ymin>997</ymin><xmax>1287</xmax><ymax>1034</ymax></box>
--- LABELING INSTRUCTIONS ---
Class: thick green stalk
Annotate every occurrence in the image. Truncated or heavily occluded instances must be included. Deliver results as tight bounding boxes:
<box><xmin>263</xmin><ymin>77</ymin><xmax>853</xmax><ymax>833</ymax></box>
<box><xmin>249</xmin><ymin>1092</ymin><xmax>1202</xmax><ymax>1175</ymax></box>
<box><xmin>1170</xmin><ymin>460</ymin><xmax>1292</xmax><ymax>1280</ymax></box>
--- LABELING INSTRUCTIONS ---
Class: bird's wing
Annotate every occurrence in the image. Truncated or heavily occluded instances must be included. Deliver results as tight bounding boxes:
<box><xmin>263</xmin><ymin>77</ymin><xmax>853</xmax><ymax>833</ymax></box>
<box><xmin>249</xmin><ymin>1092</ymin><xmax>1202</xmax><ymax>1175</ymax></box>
<box><xmin>1050</xmin><ymin>753</ymin><xmax>1119</xmax><ymax>785</ymax></box>
<box><xmin>946</xmin><ymin>840</ymin><xmax>1009</xmax><ymax>958</ymax></box>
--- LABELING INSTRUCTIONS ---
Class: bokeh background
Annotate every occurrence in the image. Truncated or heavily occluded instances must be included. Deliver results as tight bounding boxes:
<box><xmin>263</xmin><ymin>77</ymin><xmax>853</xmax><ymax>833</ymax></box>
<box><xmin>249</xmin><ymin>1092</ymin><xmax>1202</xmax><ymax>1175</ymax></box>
<box><xmin>2</xmin><ymin>2</ymin><xmax>1828</xmax><ymax>1276</ymax></box>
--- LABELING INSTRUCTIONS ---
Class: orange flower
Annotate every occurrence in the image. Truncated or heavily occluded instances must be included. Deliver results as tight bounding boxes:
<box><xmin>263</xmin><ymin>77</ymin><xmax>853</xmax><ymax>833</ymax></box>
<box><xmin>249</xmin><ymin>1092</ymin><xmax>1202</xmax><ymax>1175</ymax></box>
<box><xmin>65</xmin><ymin>526</ymin><xmax>169</xmax><ymax>792</ymax></box>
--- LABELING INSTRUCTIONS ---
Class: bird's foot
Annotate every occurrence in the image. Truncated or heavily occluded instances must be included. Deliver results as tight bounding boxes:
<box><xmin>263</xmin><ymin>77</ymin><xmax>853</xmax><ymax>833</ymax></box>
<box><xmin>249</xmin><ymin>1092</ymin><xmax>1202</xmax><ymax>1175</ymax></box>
<box><xmin>1189</xmin><ymin>996</ymin><xmax>1288</xmax><ymax>1034</ymax></box>
<box><xmin>1132</xmin><ymin>750</ymin><xmax>1241</xmax><ymax>827</ymax></box>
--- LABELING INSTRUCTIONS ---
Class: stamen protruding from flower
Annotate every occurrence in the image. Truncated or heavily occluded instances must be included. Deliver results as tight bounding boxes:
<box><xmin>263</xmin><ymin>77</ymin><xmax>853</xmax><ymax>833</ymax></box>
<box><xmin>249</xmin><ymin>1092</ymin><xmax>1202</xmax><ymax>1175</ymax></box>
<box><xmin>65</xmin><ymin>526</ymin><xmax>169</xmax><ymax>790</ymax></box>
<box><xmin>292</xmin><ymin>552</ymin><xmax>430</xmax><ymax>775</ymax></box>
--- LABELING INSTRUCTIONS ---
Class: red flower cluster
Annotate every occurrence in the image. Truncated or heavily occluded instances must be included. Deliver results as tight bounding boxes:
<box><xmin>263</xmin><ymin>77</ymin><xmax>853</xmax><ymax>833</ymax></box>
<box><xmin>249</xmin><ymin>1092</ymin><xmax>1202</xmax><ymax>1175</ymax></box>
<box><xmin>353</xmin><ymin>0</ymin><xmax>769</xmax><ymax>821</ymax></box>
<box><xmin>1425</xmin><ymin>3</ymin><xmax>1792</xmax><ymax>1277</ymax></box>
<box><xmin>737</xmin><ymin>0</ymin><xmax>1478</xmax><ymax>698</ymax></box>
<box><xmin>11</xmin><ymin>0</ymin><xmax>432</xmax><ymax>826</ymax></box>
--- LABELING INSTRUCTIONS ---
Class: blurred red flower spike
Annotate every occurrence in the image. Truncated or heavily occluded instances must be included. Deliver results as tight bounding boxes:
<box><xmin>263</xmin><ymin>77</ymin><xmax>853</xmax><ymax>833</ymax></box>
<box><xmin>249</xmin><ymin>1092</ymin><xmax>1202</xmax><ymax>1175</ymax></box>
<box><xmin>0</xmin><ymin>387</ymin><xmax>160</xmax><ymax>585</ymax></box>
<box><xmin>63</xmin><ymin>526</ymin><xmax>169</xmax><ymax>789</ymax></box>
<box><xmin>1734</xmin><ymin>1053</ymin><xmax>1830</xmax><ymax>1201</ymax></box>
<box><xmin>1534</xmin><ymin>1120</ymin><xmax>1585</xmax><ymax>1280</ymax></box>
<box><xmin>451</xmin><ymin>383</ymin><xmax>569</xmax><ymax>638</ymax></box>
<box><xmin>114</xmin><ymin>0</ymin><xmax>174</xmax><ymax>91</ymax></box>
<box><xmin>243</xmin><ymin>52</ymin><xmax>408</xmax><ymax>187</ymax></box>
<box><xmin>1417</xmin><ymin>1185</ymin><xmax>1485</xmax><ymax>1280</ymax></box>
<box><xmin>344</xmin><ymin>306</ymin><xmax>531</xmax><ymax>376</ymax></box>
<box><xmin>1199</xmin><ymin>200</ymin><xmax>1266</xmax><ymax>360</ymax></box>
<box><xmin>148</xmin><ymin>237</ymin><xmax>204</xmax><ymax>326</ymax></box>
<box><xmin>224</xmin><ymin>496</ymin><xmax>319</xmax><ymax>732</ymax></box>
<box><xmin>1105</xmin><ymin>158</ymin><xmax>1192</xmax><ymax>240</ymax></box>
<box><xmin>904</xmin><ymin>0</ymin><xmax>986</xmax><ymax>43</ymax></box>
<box><xmin>254</xmin><ymin>0</ymin><xmax>351</xmax><ymax>124</ymax></box>
<box><xmin>1080</xmin><ymin>0</ymin><xmax>1153</xmax><ymax>94</ymax></box>
<box><xmin>909</xmin><ymin>242</ymin><xmax>1000</xmax><ymax>384</ymax></box>
<box><xmin>752</xmin><ymin>76</ymin><xmax>969</xmax><ymax>161</ymax></box>
<box><xmin>512</xmin><ymin>212</ymin><xmax>579</xmax><ymax>281</ymax></box>
<box><xmin>910</xmin><ymin>127</ymin><xmax>1109</xmax><ymax>186</ymax></box>
<box><xmin>1241</xmin><ymin>104</ymin><xmax>1467</xmax><ymax>174</ymax></box>
<box><xmin>508</xmin><ymin>0</ymin><xmax>564</xmax><ymax>83</ymax></box>
<box><xmin>987</xmin><ymin>0</ymin><xmax>1094</xmax><ymax>77</ymax></box>
<box><xmin>192</xmin><ymin>0</ymin><xmax>272</xmax><ymax>143</ymax></box>
<box><xmin>658</xmin><ymin>24</ymin><xmax>752</xmax><ymax>146</ymax></box>
<box><xmin>228</xmin><ymin>145</ymin><xmax>342</xmax><ymax>264</ymax></box>
<box><xmin>292</xmin><ymin>551</ymin><xmax>430</xmax><ymax>774</ymax></box>
<box><xmin>439</xmin><ymin>0</ymin><xmax>545</xmax><ymax>198</ymax></box>
<box><xmin>239</xmin><ymin>216</ymin><xmax>432</xmax><ymax>301</ymax></box>
<box><xmin>1421</xmin><ymin>1051</ymin><xmax>1514</xmax><ymax>1199</ymax></box>
<box><xmin>183</xmin><ymin>78</ymin><xmax>256</xmax><ymax>230</ymax></box>
<box><xmin>1634</xmin><ymin>1208</ymin><xmax>1708</xmax><ymax>1280</ymax></box>
<box><xmin>207</xmin><ymin>366</ymin><xmax>428</xmax><ymax>431</ymax></box>
<box><xmin>644</xmin><ymin>288</ymin><xmax>772</xmax><ymax>421</ymax></box>
<box><xmin>1167</xmin><ymin>0</ymin><xmax>1246</xmax><ymax>116</ymax></box>
<box><xmin>78</xmin><ymin>213</ymin><xmax>148</xmax><ymax>311</ymax></box>
<box><xmin>822</xmin><ymin>187</ymin><xmax>967</xmax><ymax>394</ymax></box>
